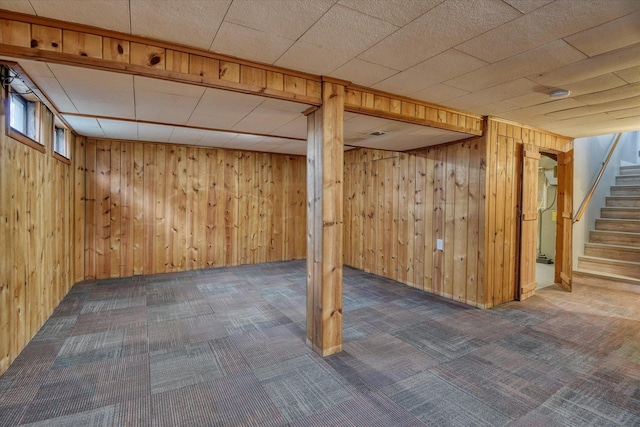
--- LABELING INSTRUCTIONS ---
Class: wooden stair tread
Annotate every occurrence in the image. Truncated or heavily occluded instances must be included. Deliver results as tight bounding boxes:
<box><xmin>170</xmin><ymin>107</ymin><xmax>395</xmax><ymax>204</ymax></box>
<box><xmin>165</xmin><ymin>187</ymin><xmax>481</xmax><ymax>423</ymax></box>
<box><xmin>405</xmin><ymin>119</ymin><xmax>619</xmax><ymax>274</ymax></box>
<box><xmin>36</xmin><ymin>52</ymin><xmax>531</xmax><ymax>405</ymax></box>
<box><xmin>579</xmin><ymin>255</ymin><xmax>640</xmax><ymax>267</ymax></box>
<box><xmin>585</xmin><ymin>242</ymin><xmax>640</xmax><ymax>251</ymax></box>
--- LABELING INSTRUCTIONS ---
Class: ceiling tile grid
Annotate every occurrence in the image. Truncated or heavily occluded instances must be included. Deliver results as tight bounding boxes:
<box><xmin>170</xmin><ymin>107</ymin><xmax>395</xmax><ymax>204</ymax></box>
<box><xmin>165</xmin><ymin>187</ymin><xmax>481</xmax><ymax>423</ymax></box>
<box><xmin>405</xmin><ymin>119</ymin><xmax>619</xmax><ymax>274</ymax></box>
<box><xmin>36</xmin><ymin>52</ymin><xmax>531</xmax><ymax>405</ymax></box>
<box><xmin>1</xmin><ymin>0</ymin><xmax>639</xmax><ymax>147</ymax></box>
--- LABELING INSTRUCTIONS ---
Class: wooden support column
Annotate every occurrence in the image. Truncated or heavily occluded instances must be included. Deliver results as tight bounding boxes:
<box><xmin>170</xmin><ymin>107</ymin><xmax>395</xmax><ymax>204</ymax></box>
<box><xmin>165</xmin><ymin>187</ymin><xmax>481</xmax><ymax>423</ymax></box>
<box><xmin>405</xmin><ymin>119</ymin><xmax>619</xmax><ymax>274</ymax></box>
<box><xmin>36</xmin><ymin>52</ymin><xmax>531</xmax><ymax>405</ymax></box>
<box><xmin>306</xmin><ymin>79</ymin><xmax>345</xmax><ymax>357</ymax></box>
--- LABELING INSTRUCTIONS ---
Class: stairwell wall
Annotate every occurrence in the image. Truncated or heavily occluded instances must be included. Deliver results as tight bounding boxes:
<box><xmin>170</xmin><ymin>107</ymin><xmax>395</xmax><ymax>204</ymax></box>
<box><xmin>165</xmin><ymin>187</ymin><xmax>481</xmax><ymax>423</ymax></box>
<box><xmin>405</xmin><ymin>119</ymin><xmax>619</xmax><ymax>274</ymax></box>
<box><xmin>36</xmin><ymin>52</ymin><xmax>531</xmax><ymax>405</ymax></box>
<box><xmin>573</xmin><ymin>131</ymin><xmax>640</xmax><ymax>268</ymax></box>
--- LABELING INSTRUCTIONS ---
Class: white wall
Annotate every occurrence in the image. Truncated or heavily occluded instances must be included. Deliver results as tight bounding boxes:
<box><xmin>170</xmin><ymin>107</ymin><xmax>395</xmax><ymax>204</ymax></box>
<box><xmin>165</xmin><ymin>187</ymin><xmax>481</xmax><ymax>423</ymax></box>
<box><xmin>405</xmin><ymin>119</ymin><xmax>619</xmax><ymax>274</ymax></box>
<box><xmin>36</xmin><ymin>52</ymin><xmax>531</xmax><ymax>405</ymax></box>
<box><xmin>573</xmin><ymin>131</ymin><xmax>640</xmax><ymax>268</ymax></box>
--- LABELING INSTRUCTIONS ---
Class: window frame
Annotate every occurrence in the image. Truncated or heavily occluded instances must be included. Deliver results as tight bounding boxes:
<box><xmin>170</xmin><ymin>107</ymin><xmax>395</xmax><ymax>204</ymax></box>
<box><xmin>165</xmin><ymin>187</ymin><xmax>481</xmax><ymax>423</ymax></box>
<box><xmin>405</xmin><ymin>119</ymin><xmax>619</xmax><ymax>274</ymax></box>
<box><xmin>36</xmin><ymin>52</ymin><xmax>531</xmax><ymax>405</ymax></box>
<box><xmin>52</xmin><ymin>123</ymin><xmax>71</xmax><ymax>164</ymax></box>
<box><xmin>4</xmin><ymin>80</ymin><xmax>44</xmax><ymax>153</ymax></box>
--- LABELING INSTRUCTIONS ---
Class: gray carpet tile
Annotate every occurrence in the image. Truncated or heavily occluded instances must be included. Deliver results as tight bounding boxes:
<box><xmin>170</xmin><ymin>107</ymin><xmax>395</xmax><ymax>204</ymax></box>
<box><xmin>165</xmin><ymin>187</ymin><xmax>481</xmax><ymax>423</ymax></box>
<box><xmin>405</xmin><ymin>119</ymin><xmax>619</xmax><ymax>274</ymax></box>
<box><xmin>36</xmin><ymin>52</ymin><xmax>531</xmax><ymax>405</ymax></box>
<box><xmin>290</xmin><ymin>390</ymin><xmax>424</xmax><ymax>427</ymax></box>
<box><xmin>31</xmin><ymin>316</ymin><xmax>77</xmax><ymax>342</ymax></box>
<box><xmin>72</xmin><ymin>306</ymin><xmax>147</xmax><ymax>336</ymax></box>
<box><xmin>392</xmin><ymin>319</ymin><xmax>487</xmax><ymax>362</ymax></box>
<box><xmin>151</xmin><ymin>382</ymin><xmax>221</xmax><ymax>427</ymax></box>
<box><xmin>113</xmin><ymin>396</ymin><xmax>150</xmax><ymax>427</ymax></box>
<box><xmin>382</xmin><ymin>370</ymin><xmax>513</xmax><ymax>426</ymax></box>
<box><xmin>431</xmin><ymin>353</ymin><xmax>552</xmax><ymax>418</ymax></box>
<box><xmin>53</xmin><ymin>330</ymin><xmax>124</xmax><ymax>369</ymax></box>
<box><xmin>0</xmin><ymin>403</ymin><xmax>28</xmax><ymax>426</ymax></box>
<box><xmin>20</xmin><ymin>405</ymin><xmax>115</xmax><ymax>427</ymax></box>
<box><xmin>517</xmin><ymin>386</ymin><xmax>640</xmax><ymax>427</ymax></box>
<box><xmin>147</xmin><ymin>301</ymin><xmax>198</xmax><ymax>323</ymax></box>
<box><xmin>335</xmin><ymin>333</ymin><xmax>438</xmax><ymax>388</ymax></box>
<box><xmin>149</xmin><ymin>337</ymin><xmax>248</xmax><ymax>395</ymax></box>
<box><xmin>2</xmin><ymin>260</ymin><xmax>640</xmax><ymax>426</ymax></box>
<box><xmin>80</xmin><ymin>295</ymin><xmax>135</xmax><ymax>314</ymax></box>
<box><xmin>206</xmin><ymin>372</ymin><xmax>287</xmax><ymax>427</ymax></box>
<box><xmin>232</xmin><ymin>322</ymin><xmax>306</xmax><ymax>369</ymax></box>
<box><xmin>254</xmin><ymin>354</ymin><xmax>353</xmax><ymax>422</ymax></box>
<box><xmin>217</xmin><ymin>304</ymin><xmax>291</xmax><ymax>335</ymax></box>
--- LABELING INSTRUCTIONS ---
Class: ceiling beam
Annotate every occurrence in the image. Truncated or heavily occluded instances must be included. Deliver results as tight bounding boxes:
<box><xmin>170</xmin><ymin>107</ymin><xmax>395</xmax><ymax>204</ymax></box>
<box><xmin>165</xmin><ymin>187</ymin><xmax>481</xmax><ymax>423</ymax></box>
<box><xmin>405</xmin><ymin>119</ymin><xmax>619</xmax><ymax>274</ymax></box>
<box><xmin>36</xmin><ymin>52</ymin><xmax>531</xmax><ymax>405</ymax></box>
<box><xmin>0</xmin><ymin>10</ymin><xmax>484</xmax><ymax>137</ymax></box>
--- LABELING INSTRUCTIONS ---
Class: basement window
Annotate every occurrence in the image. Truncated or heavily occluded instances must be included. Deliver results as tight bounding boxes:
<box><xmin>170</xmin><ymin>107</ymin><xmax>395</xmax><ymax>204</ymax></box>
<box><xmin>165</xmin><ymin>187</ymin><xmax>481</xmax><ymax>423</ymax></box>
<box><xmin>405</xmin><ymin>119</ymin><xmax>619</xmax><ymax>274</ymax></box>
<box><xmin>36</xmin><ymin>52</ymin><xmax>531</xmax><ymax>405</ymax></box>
<box><xmin>54</xmin><ymin>125</ymin><xmax>69</xmax><ymax>160</ymax></box>
<box><xmin>3</xmin><ymin>64</ymin><xmax>44</xmax><ymax>152</ymax></box>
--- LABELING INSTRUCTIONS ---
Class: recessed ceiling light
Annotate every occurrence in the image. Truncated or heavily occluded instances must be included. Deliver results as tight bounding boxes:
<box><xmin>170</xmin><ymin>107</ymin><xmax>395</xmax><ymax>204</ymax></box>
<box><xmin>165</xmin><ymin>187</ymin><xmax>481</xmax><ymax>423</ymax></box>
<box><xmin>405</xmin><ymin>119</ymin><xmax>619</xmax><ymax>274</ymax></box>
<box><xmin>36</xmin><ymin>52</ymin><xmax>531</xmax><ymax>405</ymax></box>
<box><xmin>549</xmin><ymin>89</ymin><xmax>570</xmax><ymax>98</ymax></box>
<box><xmin>370</xmin><ymin>131</ymin><xmax>386</xmax><ymax>136</ymax></box>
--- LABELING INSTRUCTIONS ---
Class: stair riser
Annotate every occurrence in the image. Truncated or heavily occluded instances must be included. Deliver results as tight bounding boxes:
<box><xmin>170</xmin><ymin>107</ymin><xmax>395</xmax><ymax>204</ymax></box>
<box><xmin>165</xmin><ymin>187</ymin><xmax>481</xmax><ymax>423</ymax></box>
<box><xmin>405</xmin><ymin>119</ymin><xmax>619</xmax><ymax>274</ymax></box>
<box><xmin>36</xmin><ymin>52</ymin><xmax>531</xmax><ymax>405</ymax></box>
<box><xmin>577</xmin><ymin>259</ymin><xmax>640</xmax><ymax>279</ymax></box>
<box><xmin>601</xmin><ymin>208</ymin><xmax>640</xmax><ymax>220</ymax></box>
<box><xmin>616</xmin><ymin>176</ymin><xmax>640</xmax><ymax>185</ymax></box>
<box><xmin>620</xmin><ymin>166</ymin><xmax>640</xmax><ymax>175</ymax></box>
<box><xmin>611</xmin><ymin>186</ymin><xmax>640</xmax><ymax>196</ymax></box>
<box><xmin>590</xmin><ymin>232</ymin><xmax>640</xmax><ymax>246</ymax></box>
<box><xmin>606</xmin><ymin>197</ymin><xmax>640</xmax><ymax>207</ymax></box>
<box><xmin>595</xmin><ymin>219</ymin><xmax>640</xmax><ymax>233</ymax></box>
<box><xmin>584</xmin><ymin>246</ymin><xmax>640</xmax><ymax>263</ymax></box>
<box><xmin>573</xmin><ymin>271</ymin><xmax>640</xmax><ymax>294</ymax></box>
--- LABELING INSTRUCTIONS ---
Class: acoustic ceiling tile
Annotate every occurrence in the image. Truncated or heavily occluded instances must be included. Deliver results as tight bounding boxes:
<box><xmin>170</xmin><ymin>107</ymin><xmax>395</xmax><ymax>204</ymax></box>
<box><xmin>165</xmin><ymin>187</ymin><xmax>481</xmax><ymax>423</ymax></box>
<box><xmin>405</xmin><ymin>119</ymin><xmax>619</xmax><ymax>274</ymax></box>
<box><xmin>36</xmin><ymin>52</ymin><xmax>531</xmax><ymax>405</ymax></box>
<box><xmin>62</xmin><ymin>115</ymin><xmax>104</xmax><ymax>138</ymax></box>
<box><xmin>615</xmin><ymin>65</ymin><xmax>640</xmax><ymax>83</ymax></box>
<box><xmin>358</xmin><ymin>0</ymin><xmax>520</xmax><ymax>70</ymax></box>
<box><xmin>337</xmin><ymin>0</ymin><xmax>443</xmax><ymax>26</ymax></box>
<box><xmin>97</xmin><ymin>118</ymin><xmax>138</xmax><ymax>140</ymax></box>
<box><xmin>135</xmin><ymin>91</ymin><xmax>201</xmax><ymax>125</ymax></box>
<box><xmin>446</xmin><ymin>40</ymin><xmax>586</xmax><ymax>92</ymax></box>
<box><xmin>564</xmin><ymin>11</ymin><xmax>640</xmax><ymax>58</ymax></box>
<box><xmin>330</xmin><ymin>58</ymin><xmax>399</xmax><ymax>87</ymax></box>
<box><xmin>134</xmin><ymin>76</ymin><xmax>205</xmax><ymax>98</ymax></box>
<box><xmin>168</xmin><ymin>127</ymin><xmax>207</xmax><ymax>145</ymax></box>
<box><xmin>502</xmin><ymin>0</ymin><xmax>554</xmax><ymax>14</ymax></box>
<box><xmin>28</xmin><ymin>0</ymin><xmax>131</xmax><ymax>34</ymax></box>
<box><xmin>130</xmin><ymin>0</ymin><xmax>230</xmax><ymax>50</ymax></box>
<box><xmin>276</xmin><ymin>4</ymin><xmax>398</xmax><ymax>74</ymax></box>
<box><xmin>373</xmin><ymin>49</ymin><xmax>488</xmax><ymax>95</ymax></box>
<box><xmin>411</xmin><ymin>84</ymin><xmax>470</xmax><ymax>104</ymax></box>
<box><xmin>210</xmin><ymin>22</ymin><xmax>294</xmax><ymax>65</ymax></box>
<box><xmin>0</xmin><ymin>1</ymin><xmax>36</xmax><ymax>14</ymax></box>
<box><xmin>456</xmin><ymin>0</ymin><xmax>640</xmax><ymax>64</ymax></box>
<box><xmin>224</xmin><ymin>0</ymin><xmax>335</xmax><ymax>40</ymax></box>
<box><xmin>575</xmin><ymin>81</ymin><xmax>640</xmax><ymax>106</ymax></box>
<box><xmin>137</xmin><ymin>123</ymin><xmax>172</xmax><ymax>143</ymax></box>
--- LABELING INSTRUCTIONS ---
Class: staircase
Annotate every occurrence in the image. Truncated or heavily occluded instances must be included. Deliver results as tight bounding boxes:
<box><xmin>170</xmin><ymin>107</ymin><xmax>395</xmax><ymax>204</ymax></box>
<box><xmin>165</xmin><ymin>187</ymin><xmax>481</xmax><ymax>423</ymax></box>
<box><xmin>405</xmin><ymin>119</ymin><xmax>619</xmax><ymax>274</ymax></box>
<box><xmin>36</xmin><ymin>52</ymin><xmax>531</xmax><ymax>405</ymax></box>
<box><xmin>574</xmin><ymin>164</ymin><xmax>640</xmax><ymax>294</ymax></box>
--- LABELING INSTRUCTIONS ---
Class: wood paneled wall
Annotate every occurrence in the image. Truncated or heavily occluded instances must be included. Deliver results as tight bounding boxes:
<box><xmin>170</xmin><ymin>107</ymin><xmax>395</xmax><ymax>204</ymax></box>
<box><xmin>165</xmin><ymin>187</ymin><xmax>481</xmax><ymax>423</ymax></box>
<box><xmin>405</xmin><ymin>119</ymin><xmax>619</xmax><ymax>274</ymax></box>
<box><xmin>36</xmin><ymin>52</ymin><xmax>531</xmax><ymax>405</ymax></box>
<box><xmin>484</xmin><ymin>118</ymin><xmax>573</xmax><ymax>307</ymax></box>
<box><xmin>343</xmin><ymin>138</ymin><xmax>486</xmax><ymax>308</ymax></box>
<box><xmin>83</xmin><ymin>139</ymin><xmax>306</xmax><ymax>279</ymax></box>
<box><xmin>0</xmin><ymin>99</ymin><xmax>80</xmax><ymax>373</ymax></box>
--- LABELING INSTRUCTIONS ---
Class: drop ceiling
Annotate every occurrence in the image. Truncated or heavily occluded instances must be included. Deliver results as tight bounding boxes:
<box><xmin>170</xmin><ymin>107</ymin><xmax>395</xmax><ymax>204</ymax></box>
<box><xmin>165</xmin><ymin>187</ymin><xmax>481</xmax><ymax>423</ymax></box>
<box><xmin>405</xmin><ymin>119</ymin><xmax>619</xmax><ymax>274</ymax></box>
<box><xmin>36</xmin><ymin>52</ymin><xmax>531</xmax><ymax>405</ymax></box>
<box><xmin>1</xmin><ymin>0</ymin><xmax>639</xmax><ymax>152</ymax></box>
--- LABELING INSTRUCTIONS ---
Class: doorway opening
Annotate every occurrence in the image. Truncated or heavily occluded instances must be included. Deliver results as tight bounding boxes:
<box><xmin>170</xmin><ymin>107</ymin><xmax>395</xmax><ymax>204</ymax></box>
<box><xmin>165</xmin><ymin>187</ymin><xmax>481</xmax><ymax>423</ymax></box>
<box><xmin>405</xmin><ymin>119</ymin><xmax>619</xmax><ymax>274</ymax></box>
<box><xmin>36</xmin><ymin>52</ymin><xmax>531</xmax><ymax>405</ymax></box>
<box><xmin>536</xmin><ymin>152</ymin><xmax>558</xmax><ymax>289</ymax></box>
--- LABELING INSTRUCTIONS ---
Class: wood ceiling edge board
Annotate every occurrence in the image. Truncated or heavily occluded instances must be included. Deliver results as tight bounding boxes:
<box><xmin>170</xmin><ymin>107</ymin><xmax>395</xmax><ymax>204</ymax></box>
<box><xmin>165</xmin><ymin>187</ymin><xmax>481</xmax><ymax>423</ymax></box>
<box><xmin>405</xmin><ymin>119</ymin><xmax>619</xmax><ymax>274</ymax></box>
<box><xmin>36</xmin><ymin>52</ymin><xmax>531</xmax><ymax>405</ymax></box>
<box><xmin>344</xmin><ymin>105</ymin><xmax>483</xmax><ymax>137</ymax></box>
<box><xmin>0</xmin><ymin>44</ymin><xmax>323</xmax><ymax>106</ymax></box>
<box><xmin>487</xmin><ymin>116</ymin><xmax>573</xmax><ymax>142</ymax></box>
<box><xmin>346</xmin><ymin>83</ymin><xmax>484</xmax><ymax>121</ymax></box>
<box><xmin>0</xmin><ymin>59</ymin><xmax>76</xmax><ymax>135</ymax></box>
<box><xmin>62</xmin><ymin>112</ymin><xmax>307</xmax><ymax>142</ymax></box>
<box><xmin>405</xmin><ymin>134</ymin><xmax>484</xmax><ymax>155</ymax></box>
<box><xmin>0</xmin><ymin>10</ymin><xmax>323</xmax><ymax>83</ymax></box>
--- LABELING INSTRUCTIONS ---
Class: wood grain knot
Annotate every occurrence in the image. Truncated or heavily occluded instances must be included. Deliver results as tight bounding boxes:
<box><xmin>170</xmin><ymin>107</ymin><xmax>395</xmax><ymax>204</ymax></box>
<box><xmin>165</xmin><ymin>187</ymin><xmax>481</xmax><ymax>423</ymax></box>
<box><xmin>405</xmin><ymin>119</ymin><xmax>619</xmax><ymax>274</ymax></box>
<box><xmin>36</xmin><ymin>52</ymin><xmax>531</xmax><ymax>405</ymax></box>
<box><xmin>51</xmin><ymin>42</ymin><xmax>59</xmax><ymax>48</ymax></box>
<box><xmin>80</xmin><ymin>52</ymin><xmax>88</xmax><ymax>57</ymax></box>
<box><xmin>30</xmin><ymin>39</ymin><xmax>38</xmax><ymax>48</ymax></box>
<box><xmin>149</xmin><ymin>55</ymin><xmax>161</xmax><ymax>66</ymax></box>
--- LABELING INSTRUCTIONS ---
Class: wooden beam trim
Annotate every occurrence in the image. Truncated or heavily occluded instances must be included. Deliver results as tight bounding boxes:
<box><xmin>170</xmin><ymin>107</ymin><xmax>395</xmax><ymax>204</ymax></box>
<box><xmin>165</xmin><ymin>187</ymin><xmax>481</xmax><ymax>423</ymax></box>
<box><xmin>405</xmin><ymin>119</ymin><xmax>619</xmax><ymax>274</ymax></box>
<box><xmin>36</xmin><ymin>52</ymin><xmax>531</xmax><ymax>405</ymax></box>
<box><xmin>344</xmin><ymin>105</ymin><xmax>483</xmax><ymax>136</ymax></box>
<box><xmin>0</xmin><ymin>10</ymin><xmax>321</xmax><ymax>81</ymax></box>
<box><xmin>0</xmin><ymin>43</ymin><xmax>323</xmax><ymax>105</ymax></box>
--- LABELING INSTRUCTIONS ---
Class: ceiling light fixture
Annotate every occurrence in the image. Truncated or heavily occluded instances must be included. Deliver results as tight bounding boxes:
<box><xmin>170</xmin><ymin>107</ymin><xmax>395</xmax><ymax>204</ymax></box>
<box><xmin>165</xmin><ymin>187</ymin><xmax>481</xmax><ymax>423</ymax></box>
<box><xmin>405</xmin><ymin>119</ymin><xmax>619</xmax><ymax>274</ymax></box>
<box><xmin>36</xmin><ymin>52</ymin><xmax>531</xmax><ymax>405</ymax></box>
<box><xmin>370</xmin><ymin>131</ymin><xmax>386</xmax><ymax>136</ymax></box>
<box><xmin>549</xmin><ymin>89</ymin><xmax>570</xmax><ymax>98</ymax></box>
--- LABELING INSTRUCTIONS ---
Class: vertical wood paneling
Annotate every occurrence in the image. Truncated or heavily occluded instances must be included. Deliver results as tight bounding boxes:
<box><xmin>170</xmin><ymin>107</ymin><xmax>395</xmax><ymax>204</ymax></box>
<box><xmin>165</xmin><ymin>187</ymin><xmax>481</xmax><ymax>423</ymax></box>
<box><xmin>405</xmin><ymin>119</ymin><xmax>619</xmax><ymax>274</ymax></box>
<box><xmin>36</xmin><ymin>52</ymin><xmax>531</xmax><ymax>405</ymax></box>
<box><xmin>83</xmin><ymin>140</ymin><xmax>306</xmax><ymax>278</ymax></box>
<box><xmin>1</xmin><ymin>94</ymin><xmax>78</xmax><ymax>375</ymax></box>
<box><xmin>483</xmin><ymin>118</ymin><xmax>573</xmax><ymax>308</ymax></box>
<box><xmin>343</xmin><ymin>139</ymin><xmax>486</xmax><ymax>308</ymax></box>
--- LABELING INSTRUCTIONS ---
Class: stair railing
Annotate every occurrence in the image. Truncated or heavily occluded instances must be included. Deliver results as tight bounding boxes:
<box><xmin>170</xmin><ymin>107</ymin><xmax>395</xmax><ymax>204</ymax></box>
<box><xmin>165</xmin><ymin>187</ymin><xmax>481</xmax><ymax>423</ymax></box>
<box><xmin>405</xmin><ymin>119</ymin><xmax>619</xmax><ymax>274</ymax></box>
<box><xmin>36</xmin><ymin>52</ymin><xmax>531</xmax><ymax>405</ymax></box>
<box><xmin>573</xmin><ymin>133</ymin><xmax>622</xmax><ymax>223</ymax></box>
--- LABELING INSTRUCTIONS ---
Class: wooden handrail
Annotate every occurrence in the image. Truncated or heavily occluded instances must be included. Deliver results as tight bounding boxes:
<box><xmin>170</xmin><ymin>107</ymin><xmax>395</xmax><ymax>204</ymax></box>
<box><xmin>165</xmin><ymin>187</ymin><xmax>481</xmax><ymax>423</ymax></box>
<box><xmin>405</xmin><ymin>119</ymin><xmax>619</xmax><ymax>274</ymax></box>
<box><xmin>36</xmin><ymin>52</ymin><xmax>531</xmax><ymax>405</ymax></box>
<box><xmin>573</xmin><ymin>133</ymin><xmax>622</xmax><ymax>223</ymax></box>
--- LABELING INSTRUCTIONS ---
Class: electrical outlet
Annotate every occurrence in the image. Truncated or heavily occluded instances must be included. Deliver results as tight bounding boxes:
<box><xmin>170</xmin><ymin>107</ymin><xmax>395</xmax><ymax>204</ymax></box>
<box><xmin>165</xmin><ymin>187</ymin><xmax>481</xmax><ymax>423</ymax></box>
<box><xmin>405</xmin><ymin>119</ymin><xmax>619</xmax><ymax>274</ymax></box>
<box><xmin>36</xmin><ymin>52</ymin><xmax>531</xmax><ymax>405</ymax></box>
<box><xmin>436</xmin><ymin>239</ymin><xmax>443</xmax><ymax>250</ymax></box>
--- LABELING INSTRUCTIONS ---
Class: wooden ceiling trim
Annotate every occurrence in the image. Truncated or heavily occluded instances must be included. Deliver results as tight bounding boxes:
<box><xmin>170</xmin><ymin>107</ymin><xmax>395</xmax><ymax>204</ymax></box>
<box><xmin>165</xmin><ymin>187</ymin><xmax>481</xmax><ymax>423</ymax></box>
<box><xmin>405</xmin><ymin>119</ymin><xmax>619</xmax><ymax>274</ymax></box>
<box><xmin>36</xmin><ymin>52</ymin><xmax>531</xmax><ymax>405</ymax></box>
<box><xmin>345</xmin><ymin>85</ymin><xmax>484</xmax><ymax>137</ymax></box>
<box><xmin>0</xmin><ymin>12</ymin><xmax>323</xmax><ymax>105</ymax></box>
<box><xmin>488</xmin><ymin>117</ymin><xmax>573</xmax><ymax>153</ymax></box>
<box><xmin>1</xmin><ymin>10</ymin><xmax>488</xmax><ymax>137</ymax></box>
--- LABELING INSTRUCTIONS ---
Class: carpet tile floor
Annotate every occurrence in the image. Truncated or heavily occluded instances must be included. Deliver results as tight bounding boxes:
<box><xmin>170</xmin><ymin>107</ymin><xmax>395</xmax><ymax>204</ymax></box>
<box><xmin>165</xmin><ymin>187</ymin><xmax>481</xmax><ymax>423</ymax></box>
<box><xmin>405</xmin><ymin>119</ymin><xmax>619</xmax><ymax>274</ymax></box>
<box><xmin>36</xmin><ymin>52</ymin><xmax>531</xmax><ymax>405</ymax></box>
<box><xmin>1</xmin><ymin>260</ymin><xmax>639</xmax><ymax>426</ymax></box>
